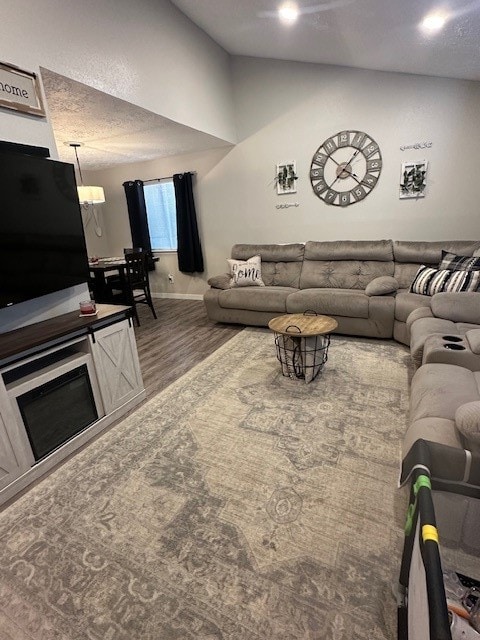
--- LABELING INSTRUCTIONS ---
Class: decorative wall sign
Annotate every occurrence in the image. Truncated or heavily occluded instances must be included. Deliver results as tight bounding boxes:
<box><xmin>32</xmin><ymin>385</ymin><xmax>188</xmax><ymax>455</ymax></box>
<box><xmin>0</xmin><ymin>61</ymin><xmax>45</xmax><ymax>117</ymax></box>
<box><xmin>400</xmin><ymin>142</ymin><xmax>432</xmax><ymax>151</ymax></box>
<box><xmin>310</xmin><ymin>130</ymin><xmax>382</xmax><ymax>207</ymax></box>
<box><xmin>276</xmin><ymin>202</ymin><xmax>299</xmax><ymax>209</ymax></box>
<box><xmin>399</xmin><ymin>160</ymin><xmax>428</xmax><ymax>199</ymax></box>
<box><xmin>276</xmin><ymin>161</ymin><xmax>297</xmax><ymax>194</ymax></box>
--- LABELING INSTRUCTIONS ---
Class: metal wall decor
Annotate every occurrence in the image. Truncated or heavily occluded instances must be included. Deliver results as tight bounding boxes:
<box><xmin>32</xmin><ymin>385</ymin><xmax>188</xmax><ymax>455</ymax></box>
<box><xmin>400</xmin><ymin>141</ymin><xmax>432</xmax><ymax>151</ymax></box>
<box><xmin>310</xmin><ymin>130</ymin><xmax>382</xmax><ymax>207</ymax></box>
<box><xmin>276</xmin><ymin>202</ymin><xmax>299</xmax><ymax>209</ymax></box>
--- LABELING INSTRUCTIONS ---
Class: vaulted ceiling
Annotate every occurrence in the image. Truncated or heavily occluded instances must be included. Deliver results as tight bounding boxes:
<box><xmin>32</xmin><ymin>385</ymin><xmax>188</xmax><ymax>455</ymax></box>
<box><xmin>44</xmin><ymin>1</ymin><xmax>480</xmax><ymax>169</ymax></box>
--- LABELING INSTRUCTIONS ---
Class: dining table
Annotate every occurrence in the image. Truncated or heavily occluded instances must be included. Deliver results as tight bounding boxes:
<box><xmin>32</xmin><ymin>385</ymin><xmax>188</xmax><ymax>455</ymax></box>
<box><xmin>88</xmin><ymin>255</ymin><xmax>159</xmax><ymax>304</ymax></box>
<box><xmin>88</xmin><ymin>257</ymin><xmax>128</xmax><ymax>303</ymax></box>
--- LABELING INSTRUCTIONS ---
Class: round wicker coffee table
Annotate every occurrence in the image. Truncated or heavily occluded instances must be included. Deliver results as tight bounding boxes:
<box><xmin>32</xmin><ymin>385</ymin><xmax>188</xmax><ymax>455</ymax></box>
<box><xmin>268</xmin><ymin>313</ymin><xmax>338</xmax><ymax>383</ymax></box>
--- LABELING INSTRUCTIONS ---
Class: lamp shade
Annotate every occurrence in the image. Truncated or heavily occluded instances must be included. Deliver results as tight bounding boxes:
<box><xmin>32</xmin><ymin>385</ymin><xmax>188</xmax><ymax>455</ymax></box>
<box><xmin>77</xmin><ymin>185</ymin><xmax>105</xmax><ymax>204</ymax></box>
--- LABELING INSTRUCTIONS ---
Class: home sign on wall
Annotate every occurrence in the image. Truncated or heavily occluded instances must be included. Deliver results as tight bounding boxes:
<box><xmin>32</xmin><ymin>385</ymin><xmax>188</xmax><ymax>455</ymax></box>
<box><xmin>0</xmin><ymin>61</ymin><xmax>45</xmax><ymax>117</ymax></box>
<box><xmin>310</xmin><ymin>130</ymin><xmax>382</xmax><ymax>207</ymax></box>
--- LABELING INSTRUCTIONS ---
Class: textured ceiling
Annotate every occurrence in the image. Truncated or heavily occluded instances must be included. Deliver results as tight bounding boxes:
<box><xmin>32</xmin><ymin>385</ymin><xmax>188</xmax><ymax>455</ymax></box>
<box><xmin>41</xmin><ymin>69</ymin><xmax>231</xmax><ymax>170</ymax></box>
<box><xmin>171</xmin><ymin>0</ymin><xmax>480</xmax><ymax>81</ymax></box>
<box><xmin>42</xmin><ymin>1</ymin><xmax>480</xmax><ymax>169</ymax></box>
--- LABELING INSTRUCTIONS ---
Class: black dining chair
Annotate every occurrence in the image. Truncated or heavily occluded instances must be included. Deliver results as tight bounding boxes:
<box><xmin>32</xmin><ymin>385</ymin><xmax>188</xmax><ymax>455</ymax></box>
<box><xmin>117</xmin><ymin>251</ymin><xmax>157</xmax><ymax>326</ymax></box>
<box><xmin>104</xmin><ymin>248</ymin><xmax>142</xmax><ymax>288</ymax></box>
<box><xmin>123</xmin><ymin>247</ymin><xmax>144</xmax><ymax>255</ymax></box>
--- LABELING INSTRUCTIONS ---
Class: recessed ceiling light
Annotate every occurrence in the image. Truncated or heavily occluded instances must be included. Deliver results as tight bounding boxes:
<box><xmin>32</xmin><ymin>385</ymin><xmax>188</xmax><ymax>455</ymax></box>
<box><xmin>421</xmin><ymin>12</ymin><xmax>447</xmax><ymax>33</ymax></box>
<box><xmin>278</xmin><ymin>3</ymin><xmax>299</xmax><ymax>24</ymax></box>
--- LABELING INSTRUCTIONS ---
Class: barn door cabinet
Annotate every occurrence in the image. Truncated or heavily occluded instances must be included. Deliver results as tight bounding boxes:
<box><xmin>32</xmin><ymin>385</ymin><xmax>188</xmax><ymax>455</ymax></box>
<box><xmin>89</xmin><ymin>319</ymin><xmax>143</xmax><ymax>414</ymax></box>
<box><xmin>0</xmin><ymin>304</ymin><xmax>146</xmax><ymax>506</ymax></box>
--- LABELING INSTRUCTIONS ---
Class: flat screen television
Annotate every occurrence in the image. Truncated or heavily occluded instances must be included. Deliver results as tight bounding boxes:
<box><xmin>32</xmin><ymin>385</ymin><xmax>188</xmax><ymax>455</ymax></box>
<box><xmin>0</xmin><ymin>151</ymin><xmax>90</xmax><ymax>309</ymax></box>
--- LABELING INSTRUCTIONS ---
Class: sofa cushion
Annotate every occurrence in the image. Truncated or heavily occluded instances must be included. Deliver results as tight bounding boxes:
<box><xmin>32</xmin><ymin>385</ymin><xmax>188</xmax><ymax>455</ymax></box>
<box><xmin>455</xmin><ymin>402</ymin><xmax>480</xmax><ymax>443</ymax></box>
<box><xmin>231</xmin><ymin>243</ymin><xmax>305</xmax><ymax>262</ymax></box>
<box><xmin>394</xmin><ymin>290</ymin><xmax>432</xmax><ymax>322</ymax></box>
<box><xmin>231</xmin><ymin>244</ymin><xmax>304</xmax><ymax>288</ymax></box>
<box><xmin>365</xmin><ymin>276</ymin><xmax>399</xmax><ymax>296</ymax></box>
<box><xmin>393</xmin><ymin>241</ymin><xmax>480</xmax><ymax>289</ymax></box>
<box><xmin>439</xmin><ymin>251</ymin><xmax>480</xmax><ymax>271</ymax></box>
<box><xmin>394</xmin><ymin>240</ymin><xmax>480</xmax><ymax>266</ymax></box>
<box><xmin>304</xmin><ymin>240</ymin><xmax>393</xmax><ymax>262</ymax></box>
<box><xmin>286</xmin><ymin>288</ymin><xmax>369</xmax><ymax>318</ymax></box>
<box><xmin>431</xmin><ymin>291</ymin><xmax>480</xmax><ymax>324</ymax></box>
<box><xmin>217</xmin><ymin>286</ymin><xmax>296</xmax><ymax>312</ymax></box>
<box><xmin>300</xmin><ymin>240</ymin><xmax>394</xmax><ymax>290</ymax></box>
<box><xmin>410</xmin><ymin>266</ymin><xmax>480</xmax><ymax>295</ymax></box>
<box><xmin>403</xmin><ymin>417</ymin><xmax>464</xmax><ymax>458</ymax></box>
<box><xmin>300</xmin><ymin>260</ymin><xmax>394</xmax><ymax>290</ymax></box>
<box><xmin>410</xmin><ymin>364</ymin><xmax>480</xmax><ymax>423</ymax></box>
<box><xmin>261</xmin><ymin>261</ymin><xmax>303</xmax><ymax>287</ymax></box>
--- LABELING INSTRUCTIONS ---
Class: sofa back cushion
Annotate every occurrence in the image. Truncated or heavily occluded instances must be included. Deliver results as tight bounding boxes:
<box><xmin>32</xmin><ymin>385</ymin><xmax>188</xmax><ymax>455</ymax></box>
<box><xmin>231</xmin><ymin>244</ymin><xmax>304</xmax><ymax>287</ymax></box>
<box><xmin>300</xmin><ymin>240</ymin><xmax>394</xmax><ymax>290</ymax></box>
<box><xmin>431</xmin><ymin>291</ymin><xmax>480</xmax><ymax>324</ymax></box>
<box><xmin>393</xmin><ymin>241</ymin><xmax>480</xmax><ymax>289</ymax></box>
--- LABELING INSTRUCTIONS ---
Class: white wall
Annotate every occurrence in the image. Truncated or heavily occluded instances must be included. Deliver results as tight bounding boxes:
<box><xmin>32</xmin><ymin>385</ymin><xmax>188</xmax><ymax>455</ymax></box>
<box><xmin>88</xmin><ymin>56</ymin><xmax>480</xmax><ymax>297</ymax></box>
<box><xmin>0</xmin><ymin>0</ymin><xmax>236</xmax><ymax>330</ymax></box>
<box><xmin>1</xmin><ymin>0</ymin><xmax>236</xmax><ymax>143</ymax></box>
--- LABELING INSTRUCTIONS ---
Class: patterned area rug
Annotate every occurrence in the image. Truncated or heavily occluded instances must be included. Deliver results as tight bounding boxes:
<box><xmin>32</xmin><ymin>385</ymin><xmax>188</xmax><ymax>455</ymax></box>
<box><xmin>0</xmin><ymin>329</ymin><xmax>411</xmax><ymax>640</ymax></box>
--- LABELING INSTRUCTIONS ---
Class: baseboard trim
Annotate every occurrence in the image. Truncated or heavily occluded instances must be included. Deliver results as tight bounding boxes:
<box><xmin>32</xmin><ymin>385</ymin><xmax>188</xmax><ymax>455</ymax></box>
<box><xmin>152</xmin><ymin>293</ymin><xmax>204</xmax><ymax>301</ymax></box>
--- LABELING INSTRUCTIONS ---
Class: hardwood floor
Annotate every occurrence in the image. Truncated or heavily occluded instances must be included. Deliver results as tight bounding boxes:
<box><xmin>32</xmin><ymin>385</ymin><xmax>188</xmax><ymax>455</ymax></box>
<box><xmin>133</xmin><ymin>298</ymin><xmax>243</xmax><ymax>399</ymax></box>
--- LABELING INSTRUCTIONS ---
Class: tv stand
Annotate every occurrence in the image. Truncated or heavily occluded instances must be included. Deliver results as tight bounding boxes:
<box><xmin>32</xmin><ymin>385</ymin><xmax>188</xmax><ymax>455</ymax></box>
<box><xmin>0</xmin><ymin>304</ymin><xmax>146</xmax><ymax>507</ymax></box>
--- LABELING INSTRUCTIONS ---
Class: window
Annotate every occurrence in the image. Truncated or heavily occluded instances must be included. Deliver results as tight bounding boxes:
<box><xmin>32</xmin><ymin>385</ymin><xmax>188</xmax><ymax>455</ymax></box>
<box><xmin>144</xmin><ymin>180</ymin><xmax>177</xmax><ymax>251</ymax></box>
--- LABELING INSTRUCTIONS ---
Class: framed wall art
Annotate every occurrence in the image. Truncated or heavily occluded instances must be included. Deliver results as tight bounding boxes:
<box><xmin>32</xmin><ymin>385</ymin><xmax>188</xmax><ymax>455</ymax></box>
<box><xmin>0</xmin><ymin>61</ymin><xmax>45</xmax><ymax>117</ymax></box>
<box><xmin>276</xmin><ymin>161</ymin><xmax>297</xmax><ymax>195</ymax></box>
<box><xmin>400</xmin><ymin>160</ymin><xmax>428</xmax><ymax>199</ymax></box>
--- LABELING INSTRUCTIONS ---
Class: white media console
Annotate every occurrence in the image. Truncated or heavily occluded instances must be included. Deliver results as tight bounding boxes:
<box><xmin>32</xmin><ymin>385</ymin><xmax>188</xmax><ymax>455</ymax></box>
<box><xmin>0</xmin><ymin>304</ymin><xmax>146</xmax><ymax>507</ymax></box>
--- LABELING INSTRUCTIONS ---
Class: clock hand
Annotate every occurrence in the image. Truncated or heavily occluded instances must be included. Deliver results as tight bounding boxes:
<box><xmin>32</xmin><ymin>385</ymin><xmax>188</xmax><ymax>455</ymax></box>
<box><xmin>341</xmin><ymin>167</ymin><xmax>362</xmax><ymax>185</ymax></box>
<box><xmin>328</xmin><ymin>149</ymin><xmax>362</xmax><ymax>182</ymax></box>
<box><xmin>328</xmin><ymin>176</ymin><xmax>341</xmax><ymax>190</ymax></box>
<box><xmin>345</xmin><ymin>148</ymin><xmax>360</xmax><ymax>166</ymax></box>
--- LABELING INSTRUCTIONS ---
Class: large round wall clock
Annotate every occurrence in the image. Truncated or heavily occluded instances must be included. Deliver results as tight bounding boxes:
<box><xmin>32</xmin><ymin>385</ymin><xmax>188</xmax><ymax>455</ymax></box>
<box><xmin>310</xmin><ymin>130</ymin><xmax>382</xmax><ymax>207</ymax></box>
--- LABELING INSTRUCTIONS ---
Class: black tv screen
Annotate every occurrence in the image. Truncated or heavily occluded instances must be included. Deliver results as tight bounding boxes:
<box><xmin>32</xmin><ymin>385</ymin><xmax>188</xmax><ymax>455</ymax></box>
<box><xmin>0</xmin><ymin>152</ymin><xmax>90</xmax><ymax>309</ymax></box>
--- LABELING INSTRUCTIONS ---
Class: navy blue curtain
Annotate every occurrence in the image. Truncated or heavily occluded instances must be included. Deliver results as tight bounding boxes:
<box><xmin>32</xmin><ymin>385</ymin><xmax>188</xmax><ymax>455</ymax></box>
<box><xmin>173</xmin><ymin>172</ymin><xmax>204</xmax><ymax>273</ymax></box>
<box><xmin>122</xmin><ymin>179</ymin><xmax>155</xmax><ymax>271</ymax></box>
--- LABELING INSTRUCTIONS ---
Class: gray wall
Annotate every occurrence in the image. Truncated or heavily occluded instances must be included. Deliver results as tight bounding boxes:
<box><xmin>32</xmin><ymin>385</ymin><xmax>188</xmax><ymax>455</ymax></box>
<box><xmin>86</xmin><ymin>56</ymin><xmax>480</xmax><ymax>296</ymax></box>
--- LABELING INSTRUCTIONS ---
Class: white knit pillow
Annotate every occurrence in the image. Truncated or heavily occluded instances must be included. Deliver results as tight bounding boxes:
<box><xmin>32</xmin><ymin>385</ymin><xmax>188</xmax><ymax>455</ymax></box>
<box><xmin>227</xmin><ymin>255</ymin><xmax>265</xmax><ymax>287</ymax></box>
<box><xmin>455</xmin><ymin>402</ymin><xmax>480</xmax><ymax>443</ymax></box>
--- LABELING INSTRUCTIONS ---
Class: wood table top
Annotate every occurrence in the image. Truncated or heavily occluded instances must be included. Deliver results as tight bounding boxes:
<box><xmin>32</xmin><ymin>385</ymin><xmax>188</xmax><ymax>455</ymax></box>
<box><xmin>268</xmin><ymin>313</ymin><xmax>338</xmax><ymax>337</ymax></box>
<box><xmin>0</xmin><ymin>304</ymin><xmax>131</xmax><ymax>365</ymax></box>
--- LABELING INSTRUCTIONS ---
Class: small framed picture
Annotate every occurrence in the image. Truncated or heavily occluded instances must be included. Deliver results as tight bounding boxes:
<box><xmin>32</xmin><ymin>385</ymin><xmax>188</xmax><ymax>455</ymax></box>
<box><xmin>276</xmin><ymin>161</ymin><xmax>297</xmax><ymax>195</ymax></box>
<box><xmin>400</xmin><ymin>160</ymin><xmax>428</xmax><ymax>199</ymax></box>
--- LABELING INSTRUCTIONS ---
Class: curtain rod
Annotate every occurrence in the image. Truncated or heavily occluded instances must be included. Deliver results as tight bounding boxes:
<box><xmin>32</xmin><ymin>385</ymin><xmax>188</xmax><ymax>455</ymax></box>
<box><xmin>143</xmin><ymin>171</ymin><xmax>197</xmax><ymax>184</ymax></box>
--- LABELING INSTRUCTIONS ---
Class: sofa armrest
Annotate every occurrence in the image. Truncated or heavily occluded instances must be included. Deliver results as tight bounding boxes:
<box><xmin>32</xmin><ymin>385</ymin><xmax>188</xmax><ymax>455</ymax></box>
<box><xmin>406</xmin><ymin>306</ymin><xmax>433</xmax><ymax>334</ymax></box>
<box><xmin>207</xmin><ymin>273</ymin><xmax>232</xmax><ymax>290</ymax></box>
<box><xmin>431</xmin><ymin>291</ymin><xmax>480</xmax><ymax>324</ymax></box>
<box><xmin>365</xmin><ymin>275</ymin><xmax>399</xmax><ymax>296</ymax></box>
<box><xmin>456</xmin><ymin>401</ymin><xmax>480</xmax><ymax>444</ymax></box>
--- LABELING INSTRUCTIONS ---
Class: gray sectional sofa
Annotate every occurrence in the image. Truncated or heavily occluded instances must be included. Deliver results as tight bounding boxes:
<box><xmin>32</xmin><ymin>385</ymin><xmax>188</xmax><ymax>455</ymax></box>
<box><xmin>204</xmin><ymin>239</ymin><xmax>480</xmax><ymax>345</ymax></box>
